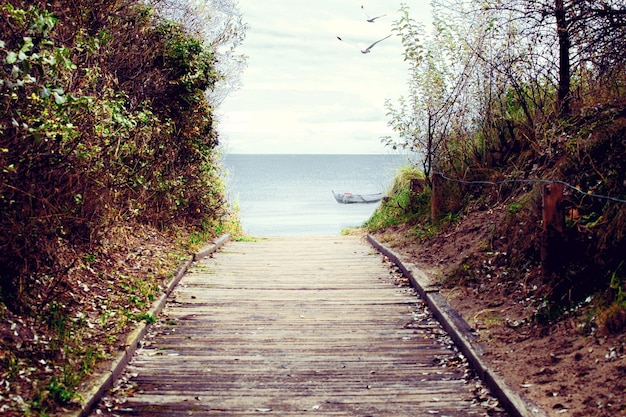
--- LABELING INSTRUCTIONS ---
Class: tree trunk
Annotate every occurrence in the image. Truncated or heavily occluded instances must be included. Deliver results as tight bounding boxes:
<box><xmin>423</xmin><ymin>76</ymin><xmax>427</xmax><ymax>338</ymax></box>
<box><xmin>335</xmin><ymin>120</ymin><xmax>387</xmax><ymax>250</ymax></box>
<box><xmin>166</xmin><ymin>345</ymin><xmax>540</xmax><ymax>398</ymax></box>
<box><xmin>424</xmin><ymin>114</ymin><xmax>434</xmax><ymax>187</ymax></box>
<box><xmin>555</xmin><ymin>0</ymin><xmax>571</xmax><ymax>117</ymax></box>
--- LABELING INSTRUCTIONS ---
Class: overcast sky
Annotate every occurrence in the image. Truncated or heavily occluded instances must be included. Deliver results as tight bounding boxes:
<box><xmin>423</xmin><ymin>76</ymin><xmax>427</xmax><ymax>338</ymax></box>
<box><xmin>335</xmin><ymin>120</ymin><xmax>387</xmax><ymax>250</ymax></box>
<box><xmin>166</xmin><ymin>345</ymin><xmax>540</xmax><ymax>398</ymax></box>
<box><xmin>216</xmin><ymin>0</ymin><xmax>432</xmax><ymax>154</ymax></box>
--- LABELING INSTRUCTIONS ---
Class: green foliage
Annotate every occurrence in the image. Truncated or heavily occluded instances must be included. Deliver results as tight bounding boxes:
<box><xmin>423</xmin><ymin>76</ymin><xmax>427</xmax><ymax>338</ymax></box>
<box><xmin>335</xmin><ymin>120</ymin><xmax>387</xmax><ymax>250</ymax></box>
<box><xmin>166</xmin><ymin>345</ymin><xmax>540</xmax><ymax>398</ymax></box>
<box><xmin>28</xmin><ymin>300</ymin><xmax>107</xmax><ymax>413</ymax></box>
<box><xmin>0</xmin><ymin>1</ymin><xmax>230</xmax><ymax>310</ymax></box>
<box><xmin>233</xmin><ymin>235</ymin><xmax>260</xmax><ymax>242</ymax></box>
<box><xmin>609</xmin><ymin>263</ymin><xmax>626</xmax><ymax>304</ymax></box>
<box><xmin>507</xmin><ymin>199</ymin><xmax>527</xmax><ymax>215</ymax></box>
<box><xmin>365</xmin><ymin>166</ymin><xmax>426</xmax><ymax>230</ymax></box>
<box><xmin>135</xmin><ymin>312</ymin><xmax>157</xmax><ymax>324</ymax></box>
<box><xmin>0</xmin><ymin>2</ymin><xmax>242</xmax><ymax>413</ymax></box>
<box><xmin>596</xmin><ymin>263</ymin><xmax>626</xmax><ymax>334</ymax></box>
<box><xmin>385</xmin><ymin>0</ymin><xmax>626</xmax><ymax>334</ymax></box>
<box><xmin>393</xmin><ymin>4</ymin><xmax>424</xmax><ymax>64</ymax></box>
<box><xmin>120</xmin><ymin>276</ymin><xmax>159</xmax><ymax>308</ymax></box>
<box><xmin>42</xmin><ymin>302</ymin><xmax>71</xmax><ymax>348</ymax></box>
<box><xmin>47</xmin><ymin>375</ymin><xmax>77</xmax><ymax>404</ymax></box>
<box><xmin>150</xmin><ymin>0</ymin><xmax>248</xmax><ymax>104</ymax></box>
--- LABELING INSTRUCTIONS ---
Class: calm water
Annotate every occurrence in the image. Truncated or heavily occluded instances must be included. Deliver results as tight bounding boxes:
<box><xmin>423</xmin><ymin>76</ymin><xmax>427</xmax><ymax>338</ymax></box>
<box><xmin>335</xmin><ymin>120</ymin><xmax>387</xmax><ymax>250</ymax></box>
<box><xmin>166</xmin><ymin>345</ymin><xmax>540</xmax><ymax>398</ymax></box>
<box><xmin>223</xmin><ymin>154</ymin><xmax>409</xmax><ymax>236</ymax></box>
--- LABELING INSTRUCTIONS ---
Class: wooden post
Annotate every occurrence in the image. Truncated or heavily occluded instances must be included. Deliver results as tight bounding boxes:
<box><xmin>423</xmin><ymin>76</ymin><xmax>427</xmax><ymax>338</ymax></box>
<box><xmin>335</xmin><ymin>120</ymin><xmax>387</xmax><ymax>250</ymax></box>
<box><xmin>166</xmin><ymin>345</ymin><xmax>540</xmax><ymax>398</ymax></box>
<box><xmin>410</xmin><ymin>178</ymin><xmax>424</xmax><ymax>194</ymax></box>
<box><xmin>431</xmin><ymin>173</ymin><xmax>443</xmax><ymax>222</ymax></box>
<box><xmin>409</xmin><ymin>178</ymin><xmax>425</xmax><ymax>211</ymax></box>
<box><xmin>541</xmin><ymin>182</ymin><xmax>565</xmax><ymax>274</ymax></box>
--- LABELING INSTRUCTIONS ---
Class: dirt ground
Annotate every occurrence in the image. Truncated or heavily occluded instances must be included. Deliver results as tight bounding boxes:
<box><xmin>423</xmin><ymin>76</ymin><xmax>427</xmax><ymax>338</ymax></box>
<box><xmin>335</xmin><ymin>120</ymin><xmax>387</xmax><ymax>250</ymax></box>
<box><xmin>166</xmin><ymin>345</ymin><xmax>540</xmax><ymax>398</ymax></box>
<box><xmin>0</xmin><ymin>225</ymin><xmax>187</xmax><ymax>416</ymax></box>
<box><xmin>371</xmin><ymin>204</ymin><xmax>626</xmax><ymax>417</ymax></box>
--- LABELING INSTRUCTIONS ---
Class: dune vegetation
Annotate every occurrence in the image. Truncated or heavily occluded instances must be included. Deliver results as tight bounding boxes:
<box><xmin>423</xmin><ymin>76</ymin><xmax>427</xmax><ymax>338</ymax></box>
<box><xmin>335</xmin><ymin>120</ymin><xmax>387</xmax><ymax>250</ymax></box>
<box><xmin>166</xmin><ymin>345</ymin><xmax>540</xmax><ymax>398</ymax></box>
<box><xmin>369</xmin><ymin>2</ymin><xmax>626</xmax><ymax>415</ymax></box>
<box><xmin>0</xmin><ymin>0</ymin><xmax>244</xmax><ymax>414</ymax></box>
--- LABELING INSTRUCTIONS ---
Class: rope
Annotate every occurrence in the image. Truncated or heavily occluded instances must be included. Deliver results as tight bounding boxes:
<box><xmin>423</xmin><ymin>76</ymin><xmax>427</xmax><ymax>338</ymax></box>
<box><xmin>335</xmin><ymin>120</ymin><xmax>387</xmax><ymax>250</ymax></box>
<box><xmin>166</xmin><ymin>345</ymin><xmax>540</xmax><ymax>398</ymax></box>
<box><xmin>433</xmin><ymin>172</ymin><xmax>626</xmax><ymax>204</ymax></box>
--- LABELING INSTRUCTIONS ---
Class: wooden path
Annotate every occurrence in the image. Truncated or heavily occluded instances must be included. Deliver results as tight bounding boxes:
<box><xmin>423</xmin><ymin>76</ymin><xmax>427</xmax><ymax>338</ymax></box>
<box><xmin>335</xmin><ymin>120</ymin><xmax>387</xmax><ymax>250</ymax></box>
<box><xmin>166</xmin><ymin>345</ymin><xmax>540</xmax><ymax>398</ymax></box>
<box><xmin>94</xmin><ymin>236</ymin><xmax>505</xmax><ymax>416</ymax></box>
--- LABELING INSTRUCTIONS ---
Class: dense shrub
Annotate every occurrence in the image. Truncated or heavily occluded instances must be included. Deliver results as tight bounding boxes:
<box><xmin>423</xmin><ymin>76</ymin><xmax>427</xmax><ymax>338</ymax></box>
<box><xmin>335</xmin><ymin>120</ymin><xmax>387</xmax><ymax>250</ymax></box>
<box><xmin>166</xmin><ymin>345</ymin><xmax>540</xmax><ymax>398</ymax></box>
<box><xmin>365</xmin><ymin>166</ymin><xmax>426</xmax><ymax>230</ymax></box>
<box><xmin>0</xmin><ymin>0</ymin><xmax>227</xmax><ymax>311</ymax></box>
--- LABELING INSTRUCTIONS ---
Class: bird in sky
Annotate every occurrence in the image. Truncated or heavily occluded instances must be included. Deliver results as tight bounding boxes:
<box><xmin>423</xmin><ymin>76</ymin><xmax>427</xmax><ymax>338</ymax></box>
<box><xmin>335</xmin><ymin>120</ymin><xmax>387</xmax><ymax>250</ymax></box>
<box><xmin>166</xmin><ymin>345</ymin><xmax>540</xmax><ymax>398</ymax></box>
<box><xmin>361</xmin><ymin>5</ymin><xmax>386</xmax><ymax>23</ymax></box>
<box><xmin>337</xmin><ymin>34</ymin><xmax>392</xmax><ymax>54</ymax></box>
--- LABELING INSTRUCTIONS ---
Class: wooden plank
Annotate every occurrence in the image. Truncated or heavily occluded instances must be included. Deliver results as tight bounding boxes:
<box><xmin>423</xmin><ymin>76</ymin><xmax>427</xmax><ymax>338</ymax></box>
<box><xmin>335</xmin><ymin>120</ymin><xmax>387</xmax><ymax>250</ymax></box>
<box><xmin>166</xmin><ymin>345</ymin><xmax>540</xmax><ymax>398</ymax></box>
<box><xmin>92</xmin><ymin>236</ymin><xmax>506</xmax><ymax>416</ymax></box>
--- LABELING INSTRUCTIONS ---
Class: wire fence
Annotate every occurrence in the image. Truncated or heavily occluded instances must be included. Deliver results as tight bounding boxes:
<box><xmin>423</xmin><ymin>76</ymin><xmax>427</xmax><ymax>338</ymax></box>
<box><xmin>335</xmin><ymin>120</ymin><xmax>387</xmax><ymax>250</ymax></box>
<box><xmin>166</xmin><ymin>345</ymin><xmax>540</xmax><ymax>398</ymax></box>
<box><xmin>433</xmin><ymin>172</ymin><xmax>626</xmax><ymax>204</ymax></box>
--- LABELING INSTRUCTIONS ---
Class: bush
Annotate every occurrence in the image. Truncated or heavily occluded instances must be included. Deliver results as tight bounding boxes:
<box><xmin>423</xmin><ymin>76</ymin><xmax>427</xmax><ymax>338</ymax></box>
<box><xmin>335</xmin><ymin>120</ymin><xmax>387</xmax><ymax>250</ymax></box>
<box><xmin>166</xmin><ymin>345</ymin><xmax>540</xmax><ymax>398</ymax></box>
<box><xmin>365</xmin><ymin>166</ymin><xmax>426</xmax><ymax>230</ymax></box>
<box><xmin>0</xmin><ymin>1</ymin><xmax>227</xmax><ymax>310</ymax></box>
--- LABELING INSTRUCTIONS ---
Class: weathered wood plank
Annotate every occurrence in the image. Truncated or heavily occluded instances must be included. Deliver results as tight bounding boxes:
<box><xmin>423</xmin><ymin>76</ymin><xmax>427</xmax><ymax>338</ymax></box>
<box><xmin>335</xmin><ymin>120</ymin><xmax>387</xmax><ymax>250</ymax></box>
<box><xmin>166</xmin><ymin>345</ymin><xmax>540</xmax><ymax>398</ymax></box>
<box><xmin>92</xmin><ymin>236</ymin><xmax>506</xmax><ymax>416</ymax></box>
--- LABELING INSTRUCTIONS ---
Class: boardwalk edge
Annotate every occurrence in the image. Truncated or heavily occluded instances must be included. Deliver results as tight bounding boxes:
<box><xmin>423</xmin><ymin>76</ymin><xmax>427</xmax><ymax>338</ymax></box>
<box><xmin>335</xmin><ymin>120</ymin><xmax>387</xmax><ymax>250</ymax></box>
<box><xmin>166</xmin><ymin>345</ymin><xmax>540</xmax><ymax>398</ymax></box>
<box><xmin>67</xmin><ymin>233</ymin><xmax>231</xmax><ymax>417</ymax></box>
<box><xmin>367</xmin><ymin>234</ymin><xmax>548</xmax><ymax>417</ymax></box>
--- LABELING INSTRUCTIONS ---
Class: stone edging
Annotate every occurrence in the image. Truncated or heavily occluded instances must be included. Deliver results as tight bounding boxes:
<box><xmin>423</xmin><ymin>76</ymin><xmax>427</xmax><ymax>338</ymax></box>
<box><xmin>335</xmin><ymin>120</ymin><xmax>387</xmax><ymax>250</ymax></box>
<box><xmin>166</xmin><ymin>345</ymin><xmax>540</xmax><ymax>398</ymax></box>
<box><xmin>367</xmin><ymin>234</ymin><xmax>548</xmax><ymax>417</ymax></box>
<box><xmin>67</xmin><ymin>233</ymin><xmax>231</xmax><ymax>417</ymax></box>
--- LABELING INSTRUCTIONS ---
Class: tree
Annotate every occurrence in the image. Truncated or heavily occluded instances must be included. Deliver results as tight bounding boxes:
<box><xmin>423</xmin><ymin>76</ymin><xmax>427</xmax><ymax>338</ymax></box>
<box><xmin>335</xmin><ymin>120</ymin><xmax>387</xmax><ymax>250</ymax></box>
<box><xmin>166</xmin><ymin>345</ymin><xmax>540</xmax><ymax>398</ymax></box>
<box><xmin>480</xmin><ymin>0</ymin><xmax>626</xmax><ymax>116</ymax></box>
<box><xmin>385</xmin><ymin>0</ymin><xmax>626</xmax><ymax>183</ymax></box>
<box><xmin>149</xmin><ymin>0</ymin><xmax>248</xmax><ymax>105</ymax></box>
<box><xmin>0</xmin><ymin>0</ymin><xmax>244</xmax><ymax>309</ymax></box>
<box><xmin>383</xmin><ymin>4</ymin><xmax>480</xmax><ymax>182</ymax></box>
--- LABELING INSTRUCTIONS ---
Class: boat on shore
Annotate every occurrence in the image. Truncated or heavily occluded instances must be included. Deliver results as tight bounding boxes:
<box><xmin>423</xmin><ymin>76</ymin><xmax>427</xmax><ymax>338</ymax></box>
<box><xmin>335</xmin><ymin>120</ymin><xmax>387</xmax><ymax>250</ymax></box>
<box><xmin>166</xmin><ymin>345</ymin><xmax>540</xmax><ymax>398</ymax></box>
<box><xmin>332</xmin><ymin>190</ymin><xmax>383</xmax><ymax>204</ymax></box>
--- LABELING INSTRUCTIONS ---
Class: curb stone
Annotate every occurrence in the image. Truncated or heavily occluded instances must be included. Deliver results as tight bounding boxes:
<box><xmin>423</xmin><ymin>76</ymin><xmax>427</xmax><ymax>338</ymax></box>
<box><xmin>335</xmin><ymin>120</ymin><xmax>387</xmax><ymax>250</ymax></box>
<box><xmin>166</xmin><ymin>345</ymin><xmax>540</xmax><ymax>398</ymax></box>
<box><xmin>67</xmin><ymin>233</ymin><xmax>231</xmax><ymax>417</ymax></box>
<box><xmin>367</xmin><ymin>234</ymin><xmax>548</xmax><ymax>417</ymax></box>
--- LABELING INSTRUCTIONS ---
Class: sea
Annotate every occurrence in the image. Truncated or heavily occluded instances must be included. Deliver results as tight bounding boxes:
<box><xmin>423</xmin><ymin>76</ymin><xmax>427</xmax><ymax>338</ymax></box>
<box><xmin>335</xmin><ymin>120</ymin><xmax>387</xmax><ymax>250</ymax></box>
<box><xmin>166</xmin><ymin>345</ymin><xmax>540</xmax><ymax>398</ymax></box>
<box><xmin>222</xmin><ymin>154</ymin><xmax>410</xmax><ymax>237</ymax></box>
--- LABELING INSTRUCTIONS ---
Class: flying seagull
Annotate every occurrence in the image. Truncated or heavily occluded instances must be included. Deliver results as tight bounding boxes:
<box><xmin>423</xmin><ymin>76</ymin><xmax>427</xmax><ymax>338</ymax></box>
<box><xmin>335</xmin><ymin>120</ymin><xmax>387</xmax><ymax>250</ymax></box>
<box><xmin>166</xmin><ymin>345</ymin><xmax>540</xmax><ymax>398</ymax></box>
<box><xmin>361</xmin><ymin>5</ymin><xmax>386</xmax><ymax>23</ymax></box>
<box><xmin>337</xmin><ymin>34</ymin><xmax>392</xmax><ymax>54</ymax></box>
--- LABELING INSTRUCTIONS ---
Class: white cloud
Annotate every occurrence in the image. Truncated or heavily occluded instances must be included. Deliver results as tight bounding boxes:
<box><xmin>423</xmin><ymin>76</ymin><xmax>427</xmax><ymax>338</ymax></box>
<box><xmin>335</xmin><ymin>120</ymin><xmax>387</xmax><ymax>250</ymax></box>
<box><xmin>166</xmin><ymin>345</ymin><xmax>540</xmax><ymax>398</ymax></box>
<box><xmin>217</xmin><ymin>0</ymin><xmax>431</xmax><ymax>154</ymax></box>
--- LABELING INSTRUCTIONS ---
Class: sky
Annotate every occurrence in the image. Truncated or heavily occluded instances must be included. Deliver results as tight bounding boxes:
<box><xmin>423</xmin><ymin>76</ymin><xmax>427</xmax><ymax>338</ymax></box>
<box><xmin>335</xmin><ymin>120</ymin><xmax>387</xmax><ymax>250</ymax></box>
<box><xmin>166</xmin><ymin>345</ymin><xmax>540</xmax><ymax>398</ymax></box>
<box><xmin>216</xmin><ymin>0</ymin><xmax>432</xmax><ymax>154</ymax></box>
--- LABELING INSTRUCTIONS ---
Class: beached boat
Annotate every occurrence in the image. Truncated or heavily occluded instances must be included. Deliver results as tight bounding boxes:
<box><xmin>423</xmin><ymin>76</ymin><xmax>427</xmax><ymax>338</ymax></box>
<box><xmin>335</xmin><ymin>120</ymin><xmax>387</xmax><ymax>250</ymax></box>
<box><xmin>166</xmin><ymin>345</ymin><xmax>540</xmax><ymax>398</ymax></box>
<box><xmin>332</xmin><ymin>190</ymin><xmax>383</xmax><ymax>204</ymax></box>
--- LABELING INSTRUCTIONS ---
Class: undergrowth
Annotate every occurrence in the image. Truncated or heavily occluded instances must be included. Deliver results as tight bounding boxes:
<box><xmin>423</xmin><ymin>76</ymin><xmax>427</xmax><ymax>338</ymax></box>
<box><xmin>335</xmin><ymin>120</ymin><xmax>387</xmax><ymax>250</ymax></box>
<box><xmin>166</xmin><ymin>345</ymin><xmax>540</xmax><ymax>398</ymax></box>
<box><xmin>0</xmin><ymin>1</ymin><xmax>242</xmax><ymax>415</ymax></box>
<box><xmin>365</xmin><ymin>165</ymin><xmax>426</xmax><ymax>230</ymax></box>
<box><xmin>368</xmin><ymin>103</ymin><xmax>626</xmax><ymax>334</ymax></box>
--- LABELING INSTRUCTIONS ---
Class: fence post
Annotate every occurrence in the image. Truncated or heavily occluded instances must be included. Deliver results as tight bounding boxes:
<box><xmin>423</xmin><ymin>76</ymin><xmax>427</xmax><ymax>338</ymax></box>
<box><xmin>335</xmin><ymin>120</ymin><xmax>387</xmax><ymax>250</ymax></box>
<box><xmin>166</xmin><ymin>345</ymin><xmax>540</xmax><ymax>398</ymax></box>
<box><xmin>431</xmin><ymin>173</ymin><xmax>443</xmax><ymax>222</ymax></box>
<box><xmin>541</xmin><ymin>182</ymin><xmax>565</xmax><ymax>274</ymax></box>
<box><xmin>410</xmin><ymin>178</ymin><xmax>424</xmax><ymax>194</ymax></box>
<box><xmin>409</xmin><ymin>178</ymin><xmax>425</xmax><ymax>212</ymax></box>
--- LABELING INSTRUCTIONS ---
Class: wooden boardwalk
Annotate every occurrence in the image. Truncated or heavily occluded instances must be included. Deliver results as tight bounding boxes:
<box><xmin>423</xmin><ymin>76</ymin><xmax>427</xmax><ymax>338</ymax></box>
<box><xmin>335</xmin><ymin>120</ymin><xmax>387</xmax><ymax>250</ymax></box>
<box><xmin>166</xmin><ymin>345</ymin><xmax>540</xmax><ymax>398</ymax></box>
<box><xmin>94</xmin><ymin>236</ymin><xmax>505</xmax><ymax>416</ymax></box>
